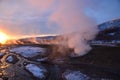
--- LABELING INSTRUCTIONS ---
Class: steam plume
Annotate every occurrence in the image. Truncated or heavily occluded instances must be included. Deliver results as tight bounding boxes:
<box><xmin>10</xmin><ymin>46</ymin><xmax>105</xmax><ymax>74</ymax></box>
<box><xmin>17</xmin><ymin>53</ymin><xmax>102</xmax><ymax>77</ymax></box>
<box><xmin>49</xmin><ymin>0</ymin><xmax>98</xmax><ymax>56</ymax></box>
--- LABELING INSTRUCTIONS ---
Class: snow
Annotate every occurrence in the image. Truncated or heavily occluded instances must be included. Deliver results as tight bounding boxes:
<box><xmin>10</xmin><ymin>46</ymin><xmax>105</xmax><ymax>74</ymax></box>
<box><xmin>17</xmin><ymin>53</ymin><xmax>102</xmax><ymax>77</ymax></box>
<box><xmin>6</xmin><ymin>56</ymin><xmax>14</xmax><ymax>62</ymax></box>
<box><xmin>107</xmin><ymin>33</ymin><xmax>115</xmax><ymax>36</ymax></box>
<box><xmin>90</xmin><ymin>40</ymin><xmax>120</xmax><ymax>47</ymax></box>
<box><xmin>9</xmin><ymin>46</ymin><xmax>46</xmax><ymax>58</ymax></box>
<box><xmin>98</xmin><ymin>18</ymin><xmax>120</xmax><ymax>31</ymax></box>
<box><xmin>63</xmin><ymin>70</ymin><xmax>90</xmax><ymax>80</ymax></box>
<box><xmin>36</xmin><ymin>57</ymin><xmax>48</xmax><ymax>62</ymax></box>
<box><xmin>25</xmin><ymin>64</ymin><xmax>47</xmax><ymax>79</ymax></box>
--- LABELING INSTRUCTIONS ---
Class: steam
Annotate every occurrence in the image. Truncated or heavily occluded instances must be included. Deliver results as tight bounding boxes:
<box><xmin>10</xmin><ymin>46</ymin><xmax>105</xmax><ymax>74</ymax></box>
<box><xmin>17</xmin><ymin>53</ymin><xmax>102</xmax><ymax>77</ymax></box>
<box><xmin>49</xmin><ymin>0</ymin><xmax>98</xmax><ymax>56</ymax></box>
<box><xmin>0</xmin><ymin>0</ymin><xmax>120</xmax><ymax>56</ymax></box>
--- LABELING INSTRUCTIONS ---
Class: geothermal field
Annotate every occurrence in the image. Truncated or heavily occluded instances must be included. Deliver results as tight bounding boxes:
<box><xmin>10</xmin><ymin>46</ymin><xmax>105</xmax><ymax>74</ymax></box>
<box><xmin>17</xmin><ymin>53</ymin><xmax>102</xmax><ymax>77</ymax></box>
<box><xmin>0</xmin><ymin>19</ymin><xmax>120</xmax><ymax>80</ymax></box>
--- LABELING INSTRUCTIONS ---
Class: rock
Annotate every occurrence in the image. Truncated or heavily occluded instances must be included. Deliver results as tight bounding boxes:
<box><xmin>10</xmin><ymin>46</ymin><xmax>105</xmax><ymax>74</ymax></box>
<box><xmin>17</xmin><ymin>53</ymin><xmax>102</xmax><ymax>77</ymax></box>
<box><xmin>25</xmin><ymin>64</ymin><xmax>48</xmax><ymax>79</ymax></box>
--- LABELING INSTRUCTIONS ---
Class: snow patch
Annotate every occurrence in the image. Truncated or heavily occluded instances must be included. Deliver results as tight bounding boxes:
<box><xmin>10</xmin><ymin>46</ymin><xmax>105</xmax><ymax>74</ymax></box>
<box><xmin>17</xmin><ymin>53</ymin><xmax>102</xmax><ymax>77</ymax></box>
<box><xmin>63</xmin><ymin>70</ymin><xmax>90</xmax><ymax>80</ymax></box>
<box><xmin>90</xmin><ymin>40</ymin><xmax>120</xmax><ymax>47</ymax></box>
<box><xmin>25</xmin><ymin>64</ymin><xmax>47</xmax><ymax>79</ymax></box>
<box><xmin>99</xmin><ymin>19</ymin><xmax>120</xmax><ymax>31</ymax></box>
<box><xmin>6</xmin><ymin>56</ymin><xmax>13</xmax><ymax>62</ymax></box>
<box><xmin>9</xmin><ymin>46</ymin><xmax>46</xmax><ymax>58</ymax></box>
<box><xmin>36</xmin><ymin>57</ymin><xmax>48</xmax><ymax>62</ymax></box>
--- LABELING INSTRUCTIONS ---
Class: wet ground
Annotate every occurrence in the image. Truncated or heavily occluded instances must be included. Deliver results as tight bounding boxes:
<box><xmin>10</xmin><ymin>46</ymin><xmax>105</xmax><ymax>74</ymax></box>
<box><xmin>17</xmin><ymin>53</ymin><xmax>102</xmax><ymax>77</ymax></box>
<box><xmin>0</xmin><ymin>44</ymin><xmax>120</xmax><ymax>80</ymax></box>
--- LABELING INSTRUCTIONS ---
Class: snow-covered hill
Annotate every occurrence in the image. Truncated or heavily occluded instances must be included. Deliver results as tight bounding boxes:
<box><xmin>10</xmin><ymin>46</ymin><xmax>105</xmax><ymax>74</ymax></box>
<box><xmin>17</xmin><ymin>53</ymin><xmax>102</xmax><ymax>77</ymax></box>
<box><xmin>91</xmin><ymin>18</ymin><xmax>120</xmax><ymax>47</ymax></box>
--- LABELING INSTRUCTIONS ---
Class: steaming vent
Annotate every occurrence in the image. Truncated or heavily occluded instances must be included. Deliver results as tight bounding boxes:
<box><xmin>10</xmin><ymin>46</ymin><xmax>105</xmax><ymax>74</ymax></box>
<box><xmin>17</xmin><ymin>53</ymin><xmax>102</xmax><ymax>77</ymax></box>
<box><xmin>2</xmin><ymin>18</ymin><xmax>120</xmax><ymax>58</ymax></box>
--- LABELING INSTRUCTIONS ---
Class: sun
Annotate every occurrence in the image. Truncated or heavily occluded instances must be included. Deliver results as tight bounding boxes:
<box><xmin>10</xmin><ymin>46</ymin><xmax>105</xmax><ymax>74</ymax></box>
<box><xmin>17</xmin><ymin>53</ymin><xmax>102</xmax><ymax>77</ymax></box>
<box><xmin>0</xmin><ymin>32</ymin><xmax>9</xmax><ymax>44</ymax></box>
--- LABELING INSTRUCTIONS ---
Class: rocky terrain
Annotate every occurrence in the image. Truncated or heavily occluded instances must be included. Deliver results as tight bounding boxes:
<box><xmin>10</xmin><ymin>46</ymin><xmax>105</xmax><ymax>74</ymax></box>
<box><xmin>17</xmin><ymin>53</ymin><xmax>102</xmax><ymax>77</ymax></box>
<box><xmin>0</xmin><ymin>19</ymin><xmax>120</xmax><ymax>80</ymax></box>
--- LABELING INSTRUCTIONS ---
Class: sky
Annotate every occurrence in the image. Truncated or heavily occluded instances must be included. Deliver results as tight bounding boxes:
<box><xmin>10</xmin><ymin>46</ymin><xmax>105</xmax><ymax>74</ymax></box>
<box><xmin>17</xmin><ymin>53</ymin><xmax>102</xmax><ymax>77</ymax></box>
<box><xmin>0</xmin><ymin>0</ymin><xmax>120</xmax><ymax>37</ymax></box>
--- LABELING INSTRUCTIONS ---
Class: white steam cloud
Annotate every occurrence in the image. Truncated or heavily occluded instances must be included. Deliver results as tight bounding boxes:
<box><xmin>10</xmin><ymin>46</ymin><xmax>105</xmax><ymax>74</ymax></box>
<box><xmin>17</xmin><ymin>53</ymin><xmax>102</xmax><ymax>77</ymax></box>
<box><xmin>49</xmin><ymin>0</ymin><xmax>98</xmax><ymax>56</ymax></box>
